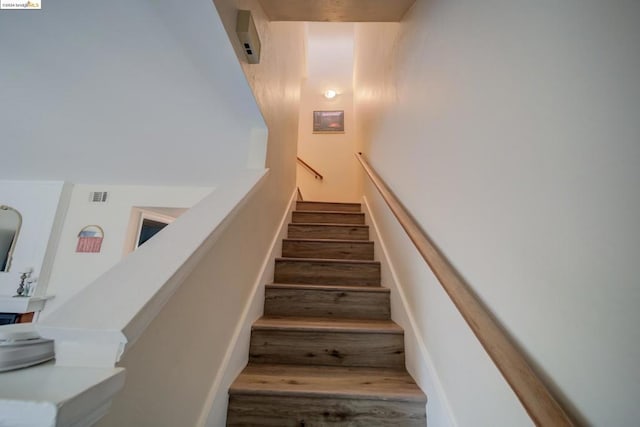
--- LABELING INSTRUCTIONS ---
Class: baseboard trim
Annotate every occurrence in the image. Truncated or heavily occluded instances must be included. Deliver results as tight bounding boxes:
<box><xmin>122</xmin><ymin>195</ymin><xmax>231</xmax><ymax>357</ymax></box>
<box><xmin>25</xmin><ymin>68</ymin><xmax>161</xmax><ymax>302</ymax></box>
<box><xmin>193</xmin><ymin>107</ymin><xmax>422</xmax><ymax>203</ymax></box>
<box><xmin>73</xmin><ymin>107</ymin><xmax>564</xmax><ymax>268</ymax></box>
<box><xmin>362</xmin><ymin>195</ymin><xmax>458</xmax><ymax>427</ymax></box>
<box><xmin>196</xmin><ymin>188</ymin><xmax>297</xmax><ymax>427</ymax></box>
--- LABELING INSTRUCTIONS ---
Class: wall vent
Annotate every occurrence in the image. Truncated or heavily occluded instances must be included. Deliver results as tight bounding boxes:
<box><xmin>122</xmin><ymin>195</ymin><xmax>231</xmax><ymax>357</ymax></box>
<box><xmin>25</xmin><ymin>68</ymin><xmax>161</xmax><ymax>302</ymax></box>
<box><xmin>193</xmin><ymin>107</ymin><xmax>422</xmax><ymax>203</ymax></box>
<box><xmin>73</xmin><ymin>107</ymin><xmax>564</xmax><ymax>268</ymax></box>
<box><xmin>236</xmin><ymin>10</ymin><xmax>261</xmax><ymax>64</ymax></box>
<box><xmin>89</xmin><ymin>192</ymin><xmax>108</xmax><ymax>203</ymax></box>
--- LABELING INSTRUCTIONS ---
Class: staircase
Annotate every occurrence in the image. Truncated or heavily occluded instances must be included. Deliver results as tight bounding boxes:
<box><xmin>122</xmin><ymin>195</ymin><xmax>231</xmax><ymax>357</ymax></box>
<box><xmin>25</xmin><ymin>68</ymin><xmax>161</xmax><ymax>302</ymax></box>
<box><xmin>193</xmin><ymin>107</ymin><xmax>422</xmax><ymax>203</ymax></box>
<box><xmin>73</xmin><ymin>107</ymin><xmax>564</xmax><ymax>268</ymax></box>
<box><xmin>227</xmin><ymin>201</ymin><xmax>427</xmax><ymax>426</ymax></box>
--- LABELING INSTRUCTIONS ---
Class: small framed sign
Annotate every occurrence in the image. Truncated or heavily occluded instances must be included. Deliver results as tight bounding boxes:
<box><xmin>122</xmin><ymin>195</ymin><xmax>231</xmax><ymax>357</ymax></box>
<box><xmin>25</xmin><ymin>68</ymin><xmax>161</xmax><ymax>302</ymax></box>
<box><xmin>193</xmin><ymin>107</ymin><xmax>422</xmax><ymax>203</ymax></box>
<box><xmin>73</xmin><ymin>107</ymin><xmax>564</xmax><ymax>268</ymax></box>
<box><xmin>313</xmin><ymin>110</ymin><xmax>344</xmax><ymax>133</ymax></box>
<box><xmin>76</xmin><ymin>225</ymin><xmax>104</xmax><ymax>253</ymax></box>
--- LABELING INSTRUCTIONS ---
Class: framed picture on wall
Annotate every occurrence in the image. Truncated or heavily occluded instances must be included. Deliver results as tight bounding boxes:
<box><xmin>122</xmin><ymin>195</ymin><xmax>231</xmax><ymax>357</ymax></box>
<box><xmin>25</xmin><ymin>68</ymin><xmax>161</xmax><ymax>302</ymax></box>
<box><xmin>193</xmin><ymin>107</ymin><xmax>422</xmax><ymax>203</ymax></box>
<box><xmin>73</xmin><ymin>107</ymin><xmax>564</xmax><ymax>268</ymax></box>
<box><xmin>313</xmin><ymin>110</ymin><xmax>345</xmax><ymax>133</ymax></box>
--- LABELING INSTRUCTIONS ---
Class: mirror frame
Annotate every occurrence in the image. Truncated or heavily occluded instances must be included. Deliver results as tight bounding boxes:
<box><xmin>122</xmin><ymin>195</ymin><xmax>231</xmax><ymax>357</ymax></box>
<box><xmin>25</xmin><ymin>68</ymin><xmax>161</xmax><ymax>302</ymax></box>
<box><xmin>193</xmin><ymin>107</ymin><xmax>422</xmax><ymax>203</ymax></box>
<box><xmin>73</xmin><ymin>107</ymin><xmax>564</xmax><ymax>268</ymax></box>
<box><xmin>0</xmin><ymin>205</ymin><xmax>22</xmax><ymax>272</ymax></box>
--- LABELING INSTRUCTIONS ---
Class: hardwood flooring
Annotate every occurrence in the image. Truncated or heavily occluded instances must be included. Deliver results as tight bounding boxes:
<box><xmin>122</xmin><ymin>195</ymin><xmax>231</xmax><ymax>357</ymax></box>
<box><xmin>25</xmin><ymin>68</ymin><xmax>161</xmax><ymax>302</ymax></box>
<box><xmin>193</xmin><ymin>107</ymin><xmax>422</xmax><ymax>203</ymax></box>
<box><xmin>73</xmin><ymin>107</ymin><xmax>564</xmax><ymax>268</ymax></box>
<box><xmin>264</xmin><ymin>284</ymin><xmax>390</xmax><ymax>319</ymax></box>
<box><xmin>292</xmin><ymin>211</ymin><xmax>366</xmax><ymax>225</ymax></box>
<box><xmin>274</xmin><ymin>258</ymin><xmax>381</xmax><ymax>286</ymax></box>
<box><xmin>282</xmin><ymin>238</ymin><xmax>375</xmax><ymax>260</ymax></box>
<box><xmin>288</xmin><ymin>223</ymin><xmax>370</xmax><ymax>240</ymax></box>
<box><xmin>227</xmin><ymin>201</ymin><xmax>426</xmax><ymax>426</ymax></box>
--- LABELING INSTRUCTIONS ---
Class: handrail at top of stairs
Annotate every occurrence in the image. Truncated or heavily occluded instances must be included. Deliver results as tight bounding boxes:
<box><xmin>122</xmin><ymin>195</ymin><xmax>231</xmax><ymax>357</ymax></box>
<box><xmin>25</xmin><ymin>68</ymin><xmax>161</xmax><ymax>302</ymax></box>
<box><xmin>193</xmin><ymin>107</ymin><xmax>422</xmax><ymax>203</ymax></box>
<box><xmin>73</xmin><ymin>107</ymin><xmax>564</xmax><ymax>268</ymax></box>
<box><xmin>297</xmin><ymin>157</ymin><xmax>324</xmax><ymax>180</ymax></box>
<box><xmin>355</xmin><ymin>152</ymin><xmax>575</xmax><ymax>427</ymax></box>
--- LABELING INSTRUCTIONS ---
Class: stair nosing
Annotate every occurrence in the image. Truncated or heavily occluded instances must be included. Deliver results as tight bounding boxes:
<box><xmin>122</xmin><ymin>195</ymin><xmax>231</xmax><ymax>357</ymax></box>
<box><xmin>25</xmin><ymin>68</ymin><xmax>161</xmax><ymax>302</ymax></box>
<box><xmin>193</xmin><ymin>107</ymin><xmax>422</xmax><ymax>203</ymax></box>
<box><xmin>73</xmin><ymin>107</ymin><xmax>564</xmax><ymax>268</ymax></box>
<box><xmin>252</xmin><ymin>316</ymin><xmax>402</xmax><ymax>334</ymax></box>
<box><xmin>266</xmin><ymin>283</ymin><xmax>389</xmax><ymax>293</ymax></box>
<box><xmin>228</xmin><ymin>387</ymin><xmax>425</xmax><ymax>403</ymax></box>
<box><xmin>229</xmin><ymin>364</ymin><xmax>426</xmax><ymax>403</ymax></box>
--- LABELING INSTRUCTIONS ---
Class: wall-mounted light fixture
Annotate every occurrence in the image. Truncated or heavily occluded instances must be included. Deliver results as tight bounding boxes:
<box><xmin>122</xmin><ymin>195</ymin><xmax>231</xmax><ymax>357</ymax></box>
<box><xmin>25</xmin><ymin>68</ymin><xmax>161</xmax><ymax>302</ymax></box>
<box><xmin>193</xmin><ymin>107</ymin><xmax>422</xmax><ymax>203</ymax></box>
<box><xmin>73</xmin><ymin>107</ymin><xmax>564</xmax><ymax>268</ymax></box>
<box><xmin>236</xmin><ymin>10</ymin><xmax>261</xmax><ymax>64</ymax></box>
<box><xmin>324</xmin><ymin>89</ymin><xmax>337</xmax><ymax>99</ymax></box>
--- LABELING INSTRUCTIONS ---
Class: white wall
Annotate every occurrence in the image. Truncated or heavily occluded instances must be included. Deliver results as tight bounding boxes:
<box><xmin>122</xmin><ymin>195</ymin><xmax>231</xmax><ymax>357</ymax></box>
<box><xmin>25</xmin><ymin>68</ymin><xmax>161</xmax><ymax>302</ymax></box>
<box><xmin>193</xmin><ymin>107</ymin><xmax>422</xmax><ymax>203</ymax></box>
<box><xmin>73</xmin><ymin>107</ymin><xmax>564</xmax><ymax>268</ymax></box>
<box><xmin>0</xmin><ymin>0</ymin><xmax>265</xmax><ymax>186</ymax></box>
<box><xmin>92</xmin><ymin>0</ymin><xmax>306</xmax><ymax>424</ymax></box>
<box><xmin>43</xmin><ymin>184</ymin><xmax>212</xmax><ymax>315</ymax></box>
<box><xmin>0</xmin><ymin>181</ymin><xmax>70</xmax><ymax>297</ymax></box>
<box><xmin>354</xmin><ymin>0</ymin><xmax>640</xmax><ymax>425</ymax></box>
<box><xmin>297</xmin><ymin>86</ymin><xmax>360</xmax><ymax>202</ymax></box>
<box><xmin>296</xmin><ymin>23</ymin><xmax>361</xmax><ymax>202</ymax></box>
<box><xmin>0</xmin><ymin>0</ymin><xmax>303</xmax><ymax>425</ymax></box>
<box><xmin>215</xmin><ymin>0</ymin><xmax>305</xmax><ymax>203</ymax></box>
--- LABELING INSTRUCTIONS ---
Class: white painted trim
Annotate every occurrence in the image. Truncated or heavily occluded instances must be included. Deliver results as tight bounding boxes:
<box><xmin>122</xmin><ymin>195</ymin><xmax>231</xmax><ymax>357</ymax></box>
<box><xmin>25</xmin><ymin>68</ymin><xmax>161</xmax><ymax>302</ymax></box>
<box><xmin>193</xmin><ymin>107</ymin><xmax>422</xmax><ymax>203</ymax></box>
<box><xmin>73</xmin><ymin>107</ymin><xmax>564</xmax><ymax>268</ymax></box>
<box><xmin>196</xmin><ymin>188</ymin><xmax>297</xmax><ymax>427</ymax></box>
<box><xmin>37</xmin><ymin>182</ymin><xmax>73</xmax><ymax>297</ymax></box>
<box><xmin>67</xmin><ymin>400</ymin><xmax>112</xmax><ymax>427</ymax></box>
<box><xmin>0</xmin><ymin>362</ymin><xmax>125</xmax><ymax>427</ymax></box>
<box><xmin>362</xmin><ymin>195</ymin><xmax>458</xmax><ymax>427</ymax></box>
<box><xmin>38</xmin><ymin>170</ymin><xmax>268</xmax><ymax>368</ymax></box>
<box><xmin>0</xmin><ymin>295</ymin><xmax>53</xmax><ymax>314</ymax></box>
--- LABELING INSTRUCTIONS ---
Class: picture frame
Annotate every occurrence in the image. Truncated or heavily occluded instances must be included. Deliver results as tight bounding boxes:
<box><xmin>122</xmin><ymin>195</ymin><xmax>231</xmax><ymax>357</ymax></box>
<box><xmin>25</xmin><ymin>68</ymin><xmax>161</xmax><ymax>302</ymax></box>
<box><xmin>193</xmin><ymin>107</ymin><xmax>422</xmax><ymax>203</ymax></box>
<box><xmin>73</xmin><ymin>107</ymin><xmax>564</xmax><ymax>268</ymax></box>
<box><xmin>313</xmin><ymin>110</ymin><xmax>345</xmax><ymax>133</ymax></box>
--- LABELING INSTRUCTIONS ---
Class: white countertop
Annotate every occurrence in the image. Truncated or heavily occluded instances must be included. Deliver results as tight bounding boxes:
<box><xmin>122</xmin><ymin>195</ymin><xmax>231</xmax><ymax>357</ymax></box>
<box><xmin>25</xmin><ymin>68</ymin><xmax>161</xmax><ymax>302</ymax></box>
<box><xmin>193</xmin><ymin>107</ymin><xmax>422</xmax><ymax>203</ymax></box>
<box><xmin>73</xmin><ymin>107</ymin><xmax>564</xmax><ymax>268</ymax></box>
<box><xmin>0</xmin><ymin>296</ymin><xmax>54</xmax><ymax>314</ymax></box>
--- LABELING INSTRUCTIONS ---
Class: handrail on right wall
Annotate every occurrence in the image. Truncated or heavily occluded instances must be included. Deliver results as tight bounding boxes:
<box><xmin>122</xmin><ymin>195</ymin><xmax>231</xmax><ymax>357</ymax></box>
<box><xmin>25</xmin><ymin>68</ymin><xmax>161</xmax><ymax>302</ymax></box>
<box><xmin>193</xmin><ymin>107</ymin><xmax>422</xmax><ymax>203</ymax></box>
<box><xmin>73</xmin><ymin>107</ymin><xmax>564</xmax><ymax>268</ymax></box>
<box><xmin>356</xmin><ymin>152</ymin><xmax>574</xmax><ymax>426</ymax></box>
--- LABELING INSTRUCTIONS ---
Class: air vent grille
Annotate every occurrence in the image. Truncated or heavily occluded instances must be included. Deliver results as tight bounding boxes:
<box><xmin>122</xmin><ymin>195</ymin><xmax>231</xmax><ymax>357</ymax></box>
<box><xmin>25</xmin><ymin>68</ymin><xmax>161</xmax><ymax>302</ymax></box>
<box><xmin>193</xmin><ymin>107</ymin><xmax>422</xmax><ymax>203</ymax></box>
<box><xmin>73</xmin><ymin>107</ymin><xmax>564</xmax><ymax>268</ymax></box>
<box><xmin>89</xmin><ymin>192</ymin><xmax>108</xmax><ymax>203</ymax></box>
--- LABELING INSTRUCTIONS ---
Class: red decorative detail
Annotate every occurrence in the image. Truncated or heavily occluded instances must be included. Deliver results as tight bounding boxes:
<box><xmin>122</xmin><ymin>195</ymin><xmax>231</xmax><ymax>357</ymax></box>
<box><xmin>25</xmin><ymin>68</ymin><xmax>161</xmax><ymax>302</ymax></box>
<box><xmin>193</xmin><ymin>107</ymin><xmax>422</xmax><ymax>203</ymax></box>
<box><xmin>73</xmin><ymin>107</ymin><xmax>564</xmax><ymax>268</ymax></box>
<box><xmin>76</xmin><ymin>236</ymin><xmax>103</xmax><ymax>253</ymax></box>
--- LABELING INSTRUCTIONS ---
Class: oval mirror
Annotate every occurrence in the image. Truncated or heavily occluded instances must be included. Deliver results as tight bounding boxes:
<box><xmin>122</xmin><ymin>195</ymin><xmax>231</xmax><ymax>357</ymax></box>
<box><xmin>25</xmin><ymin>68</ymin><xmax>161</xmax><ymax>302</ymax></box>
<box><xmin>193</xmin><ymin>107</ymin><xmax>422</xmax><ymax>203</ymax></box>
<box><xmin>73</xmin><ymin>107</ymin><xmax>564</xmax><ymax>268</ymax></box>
<box><xmin>0</xmin><ymin>205</ymin><xmax>22</xmax><ymax>272</ymax></box>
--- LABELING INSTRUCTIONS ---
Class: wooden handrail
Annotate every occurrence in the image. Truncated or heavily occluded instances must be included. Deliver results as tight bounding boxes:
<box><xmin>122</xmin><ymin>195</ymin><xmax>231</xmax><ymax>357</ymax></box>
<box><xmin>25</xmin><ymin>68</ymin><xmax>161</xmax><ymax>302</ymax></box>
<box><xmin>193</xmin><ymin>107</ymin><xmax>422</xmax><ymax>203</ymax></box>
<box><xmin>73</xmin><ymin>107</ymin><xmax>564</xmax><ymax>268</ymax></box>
<box><xmin>296</xmin><ymin>187</ymin><xmax>304</xmax><ymax>201</ymax></box>
<box><xmin>297</xmin><ymin>157</ymin><xmax>324</xmax><ymax>180</ymax></box>
<box><xmin>356</xmin><ymin>152</ymin><xmax>574</xmax><ymax>426</ymax></box>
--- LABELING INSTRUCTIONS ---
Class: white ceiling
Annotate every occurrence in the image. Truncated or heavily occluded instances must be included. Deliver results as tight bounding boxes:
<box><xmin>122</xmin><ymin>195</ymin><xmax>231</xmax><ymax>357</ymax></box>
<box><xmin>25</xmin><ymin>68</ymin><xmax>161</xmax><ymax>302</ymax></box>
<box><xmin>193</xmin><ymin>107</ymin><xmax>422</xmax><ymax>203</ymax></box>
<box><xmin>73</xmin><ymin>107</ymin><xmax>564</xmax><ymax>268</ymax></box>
<box><xmin>0</xmin><ymin>0</ymin><xmax>265</xmax><ymax>186</ymax></box>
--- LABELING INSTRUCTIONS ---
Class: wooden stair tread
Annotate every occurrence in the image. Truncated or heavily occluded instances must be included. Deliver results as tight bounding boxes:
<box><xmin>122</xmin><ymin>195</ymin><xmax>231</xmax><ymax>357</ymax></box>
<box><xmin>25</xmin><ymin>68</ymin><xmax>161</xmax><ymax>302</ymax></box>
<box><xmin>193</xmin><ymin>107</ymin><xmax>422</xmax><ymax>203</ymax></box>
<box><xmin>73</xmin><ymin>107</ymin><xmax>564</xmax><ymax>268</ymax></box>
<box><xmin>265</xmin><ymin>284</ymin><xmax>391</xmax><ymax>320</ymax></box>
<box><xmin>266</xmin><ymin>283</ymin><xmax>389</xmax><ymax>293</ymax></box>
<box><xmin>275</xmin><ymin>258</ymin><xmax>381</xmax><ymax>286</ymax></box>
<box><xmin>293</xmin><ymin>210</ymin><xmax>364</xmax><ymax>215</ymax></box>
<box><xmin>292</xmin><ymin>211</ymin><xmax>365</xmax><ymax>225</ymax></box>
<box><xmin>254</xmin><ymin>316</ymin><xmax>402</xmax><ymax>334</ymax></box>
<box><xmin>282</xmin><ymin>239</ymin><xmax>374</xmax><ymax>261</ymax></box>
<box><xmin>284</xmin><ymin>238</ymin><xmax>372</xmax><ymax>244</ymax></box>
<box><xmin>277</xmin><ymin>257</ymin><xmax>379</xmax><ymax>265</ymax></box>
<box><xmin>287</xmin><ymin>224</ymin><xmax>370</xmax><ymax>240</ymax></box>
<box><xmin>297</xmin><ymin>201</ymin><xmax>361</xmax><ymax>205</ymax></box>
<box><xmin>229</xmin><ymin>364</ymin><xmax>426</xmax><ymax>403</ymax></box>
<box><xmin>296</xmin><ymin>201</ymin><xmax>362</xmax><ymax>212</ymax></box>
<box><xmin>289</xmin><ymin>222</ymin><xmax>369</xmax><ymax>227</ymax></box>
